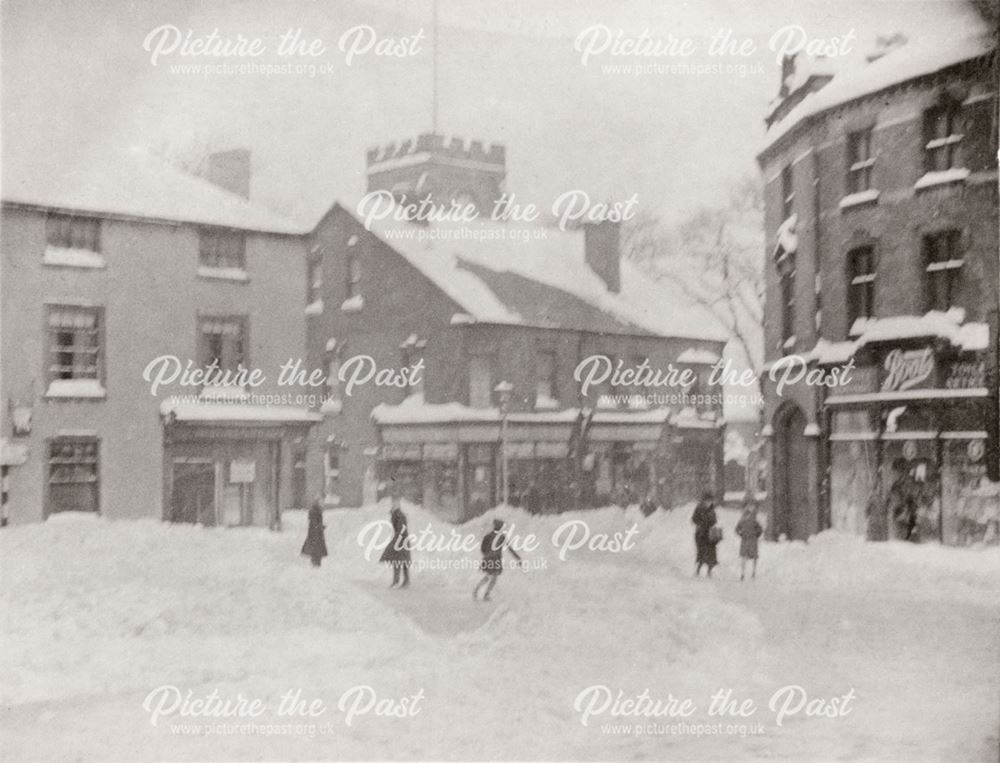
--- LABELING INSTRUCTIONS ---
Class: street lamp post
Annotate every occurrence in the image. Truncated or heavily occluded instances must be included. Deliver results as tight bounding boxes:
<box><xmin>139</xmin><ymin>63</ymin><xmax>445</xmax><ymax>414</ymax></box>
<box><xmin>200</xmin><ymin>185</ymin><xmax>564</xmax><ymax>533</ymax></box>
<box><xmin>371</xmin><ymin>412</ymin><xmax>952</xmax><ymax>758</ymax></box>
<box><xmin>495</xmin><ymin>381</ymin><xmax>513</xmax><ymax>507</ymax></box>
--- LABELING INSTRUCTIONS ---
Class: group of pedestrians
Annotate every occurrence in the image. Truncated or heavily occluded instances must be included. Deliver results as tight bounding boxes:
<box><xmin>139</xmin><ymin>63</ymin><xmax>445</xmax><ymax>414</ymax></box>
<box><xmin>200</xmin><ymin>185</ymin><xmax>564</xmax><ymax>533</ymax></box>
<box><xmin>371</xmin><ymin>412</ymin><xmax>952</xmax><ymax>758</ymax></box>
<box><xmin>302</xmin><ymin>490</ymin><xmax>765</xmax><ymax>593</ymax></box>
<box><xmin>301</xmin><ymin>495</ymin><xmax>521</xmax><ymax>599</ymax></box>
<box><xmin>692</xmin><ymin>492</ymin><xmax>763</xmax><ymax>580</ymax></box>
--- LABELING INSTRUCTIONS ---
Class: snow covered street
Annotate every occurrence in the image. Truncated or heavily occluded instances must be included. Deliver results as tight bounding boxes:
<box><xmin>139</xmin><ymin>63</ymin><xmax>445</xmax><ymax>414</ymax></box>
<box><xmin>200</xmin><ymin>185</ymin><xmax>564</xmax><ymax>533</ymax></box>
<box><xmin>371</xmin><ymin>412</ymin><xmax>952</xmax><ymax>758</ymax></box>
<box><xmin>2</xmin><ymin>504</ymin><xmax>998</xmax><ymax>760</ymax></box>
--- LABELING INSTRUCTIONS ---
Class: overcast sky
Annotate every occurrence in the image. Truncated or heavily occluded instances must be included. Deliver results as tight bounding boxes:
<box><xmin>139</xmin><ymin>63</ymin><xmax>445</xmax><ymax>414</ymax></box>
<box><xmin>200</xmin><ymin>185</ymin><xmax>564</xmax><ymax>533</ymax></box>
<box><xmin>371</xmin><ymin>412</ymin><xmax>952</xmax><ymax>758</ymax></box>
<box><xmin>0</xmin><ymin>0</ymin><xmax>981</xmax><ymax>225</ymax></box>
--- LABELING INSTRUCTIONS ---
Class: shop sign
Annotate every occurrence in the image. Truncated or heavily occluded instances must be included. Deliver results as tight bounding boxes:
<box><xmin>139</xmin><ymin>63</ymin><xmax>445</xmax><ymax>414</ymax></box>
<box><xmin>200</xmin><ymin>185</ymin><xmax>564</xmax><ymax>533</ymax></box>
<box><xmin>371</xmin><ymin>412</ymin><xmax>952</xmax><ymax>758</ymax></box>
<box><xmin>535</xmin><ymin>441</ymin><xmax>569</xmax><ymax>458</ymax></box>
<box><xmin>382</xmin><ymin>443</ymin><xmax>421</xmax><ymax>461</ymax></box>
<box><xmin>881</xmin><ymin>347</ymin><xmax>934</xmax><ymax>392</ymax></box>
<box><xmin>502</xmin><ymin>442</ymin><xmax>534</xmax><ymax>459</ymax></box>
<box><xmin>229</xmin><ymin>460</ymin><xmax>256</xmax><ymax>483</ymax></box>
<box><xmin>422</xmin><ymin>443</ymin><xmax>458</xmax><ymax>461</ymax></box>
<box><xmin>945</xmin><ymin>359</ymin><xmax>987</xmax><ymax>390</ymax></box>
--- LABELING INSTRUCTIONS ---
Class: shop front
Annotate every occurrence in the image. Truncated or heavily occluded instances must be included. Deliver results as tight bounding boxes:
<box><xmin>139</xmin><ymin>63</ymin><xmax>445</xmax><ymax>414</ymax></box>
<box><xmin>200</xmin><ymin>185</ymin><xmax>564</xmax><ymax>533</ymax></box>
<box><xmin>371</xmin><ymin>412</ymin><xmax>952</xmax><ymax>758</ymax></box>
<box><xmin>825</xmin><ymin>341</ymin><xmax>998</xmax><ymax>546</ymax></box>
<box><xmin>375</xmin><ymin>408</ymin><xmax>724</xmax><ymax>521</ymax></box>
<box><xmin>161</xmin><ymin>402</ymin><xmax>320</xmax><ymax>529</ymax></box>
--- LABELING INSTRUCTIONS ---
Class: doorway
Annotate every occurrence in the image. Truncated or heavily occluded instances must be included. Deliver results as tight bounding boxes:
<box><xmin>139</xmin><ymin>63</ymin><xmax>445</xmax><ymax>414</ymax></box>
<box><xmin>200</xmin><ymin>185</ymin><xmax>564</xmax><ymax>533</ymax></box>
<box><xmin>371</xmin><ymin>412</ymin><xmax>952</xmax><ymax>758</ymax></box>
<box><xmin>171</xmin><ymin>460</ymin><xmax>216</xmax><ymax>526</ymax></box>
<box><xmin>773</xmin><ymin>404</ymin><xmax>811</xmax><ymax>540</ymax></box>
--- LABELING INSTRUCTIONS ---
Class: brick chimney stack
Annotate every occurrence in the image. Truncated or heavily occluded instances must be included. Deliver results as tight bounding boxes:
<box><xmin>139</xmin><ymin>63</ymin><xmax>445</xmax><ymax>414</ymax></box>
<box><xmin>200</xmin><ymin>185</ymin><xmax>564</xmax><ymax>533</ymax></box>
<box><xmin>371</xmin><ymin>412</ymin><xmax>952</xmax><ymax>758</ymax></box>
<box><xmin>205</xmin><ymin>149</ymin><xmax>251</xmax><ymax>199</ymax></box>
<box><xmin>584</xmin><ymin>220</ymin><xmax>621</xmax><ymax>294</ymax></box>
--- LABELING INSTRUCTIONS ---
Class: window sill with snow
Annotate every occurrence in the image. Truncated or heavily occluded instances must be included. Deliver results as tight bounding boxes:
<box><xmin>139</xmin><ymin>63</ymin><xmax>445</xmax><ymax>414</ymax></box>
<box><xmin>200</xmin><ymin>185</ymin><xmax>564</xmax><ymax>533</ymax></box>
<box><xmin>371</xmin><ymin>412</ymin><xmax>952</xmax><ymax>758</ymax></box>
<box><xmin>838</xmin><ymin>189</ymin><xmax>880</xmax><ymax>210</ymax></box>
<box><xmin>42</xmin><ymin>246</ymin><xmax>106</xmax><ymax>269</ymax></box>
<box><xmin>914</xmin><ymin>168</ymin><xmax>970</xmax><ymax>191</ymax></box>
<box><xmin>196</xmin><ymin>265</ymin><xmax>250</xmax><ymax>283</ymax></box>
<box><xmin>44</xmin><ymin>379</ymin><xmax>107</xmax><ymax>400</ymax></box>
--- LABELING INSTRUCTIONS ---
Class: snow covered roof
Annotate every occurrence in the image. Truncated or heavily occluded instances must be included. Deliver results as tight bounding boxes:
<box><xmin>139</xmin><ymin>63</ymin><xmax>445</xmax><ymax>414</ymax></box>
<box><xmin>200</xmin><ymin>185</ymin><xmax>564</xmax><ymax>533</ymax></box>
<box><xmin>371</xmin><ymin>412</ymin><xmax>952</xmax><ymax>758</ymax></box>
<box><xmin>807</xmin><ymin>309</ymin><xmax>989</xmax><ymax>365</ymax></box>
<box><xmin>1</xmin><ymin>146</ymin><xmax>308</xmax><ymax>235</ymax></box>
<box><xmin>363</xmin><ymin>214</ymin><xmax>728</xmax><ymax>343</ymax></box>
<box><xmin>760</xmin><ymin>27</ymin><xmax>996</xmax><ymax>157</ymax></box>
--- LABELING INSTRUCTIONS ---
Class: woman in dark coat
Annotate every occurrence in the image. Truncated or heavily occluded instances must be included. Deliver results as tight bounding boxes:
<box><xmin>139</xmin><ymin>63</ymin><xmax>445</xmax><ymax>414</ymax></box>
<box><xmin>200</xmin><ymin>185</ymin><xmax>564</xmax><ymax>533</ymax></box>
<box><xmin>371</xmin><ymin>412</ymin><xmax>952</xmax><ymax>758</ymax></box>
<box><xmin>692</xmin><ymin>492</ymin><xmax>719</xmax><ymax>577</ymax></box>
<box><xmin>379</xmin><ymin>501</ymin><xmax>412</xmax><ymax>588</ymax></box>
<box><xmin>300</xmin><ymin>498</ymin><xmax>328</xmax><ymax>567</ymax></box>
<box><xmin>735</xmin><ymin>502</ymin><xmax>763</xmax><ymax>580</ymax></box>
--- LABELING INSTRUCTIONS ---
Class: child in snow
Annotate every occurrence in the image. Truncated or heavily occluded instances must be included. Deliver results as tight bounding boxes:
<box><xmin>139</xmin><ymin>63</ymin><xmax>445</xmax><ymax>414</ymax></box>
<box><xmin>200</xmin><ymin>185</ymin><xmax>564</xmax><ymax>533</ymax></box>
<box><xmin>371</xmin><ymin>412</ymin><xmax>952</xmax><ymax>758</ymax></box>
<box><xmin>300</xmin><ymin>497</ymin><xmax>328</xmax><ymax>568</ymax></box>
<box><xmin>692</xmin><ymin>492</ymin><xmax>720</xmax><ymax>577</ymax></box>
<box><xmin>735</xmin><ymin>501</ymin><xmax>764</xmax><ymax>580</ymax></box>
<box><xmin>379</xmin><ymin>498</ymin><xmax>411</xmax><ymax>588</ymax></box>
<box><xmin>474</xmin><ymin>519</ymin><xmax>522</xmax><ymax>601</ymax></box>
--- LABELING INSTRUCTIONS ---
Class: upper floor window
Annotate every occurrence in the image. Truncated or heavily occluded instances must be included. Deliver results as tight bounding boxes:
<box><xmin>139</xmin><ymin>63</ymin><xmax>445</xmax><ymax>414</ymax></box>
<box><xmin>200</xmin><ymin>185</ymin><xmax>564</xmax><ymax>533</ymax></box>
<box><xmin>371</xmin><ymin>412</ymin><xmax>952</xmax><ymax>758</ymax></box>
<box><xmin>400</xmin><ymin>340</ymin><xmax>426</xmax><ymax>398</ymax></box>
<box><xmin>924</xmin><ymin>104</ymin><xmax>962</xmax><ymax>172</ymax></box>
<box><xmin>924</xmin><ymin>230</ymin><xmax>963</xmax><ymax>311</ymax></box>
<box><xmin>535</xmin><ymin>350</ymin><xmax>558</xmax><ymax>407</ymax></box>
<box><xmin>846</xmin><ymin>129</ymin><xmax>875</xmax><ymax>194</ymax></box>
<box><xmin>46</xmin><ymin>306</ymin><xmax>105</xmax><ymax>397</ymax></box>
<box><xmin>307</xmin><ymin>258</ymin><xmax>323</xmax><ymax>304</ymax></box>
<box><xmin>781</xmin><ymin>164</ymin><xmax>794</xmax><ymax>219</ymax></box>
<box><xmin>346</xmin><ymin>235</ymin><xmax>362</xmax><ymax>298</ymax></box>
<box><xmin>199</xmin><ymin>228</ymin><xmax>246</xmax><ymax>270</ymax></box>
<box><xmin>778</xmin><ymin>261</ymin><xmax>796</xmax><ymax>350</ymax></box>
<box><xmin>46</xmin><ymin>213</ymin><xmax>101</xmax><ymax>252</ymax></box>
<box><xmin>198</xmin><ymin>316</ymin><xmax>247</xmax><ymax>374</ymax></box>
<box><xmin>468</xmin><ymin>355</ymin><xmax>493</xmax><ymax>409</ymax></box>
<box><xmin>847</xmin><ymin>246</ymin><xmax>876</xmax><ymax>327</ymax></box>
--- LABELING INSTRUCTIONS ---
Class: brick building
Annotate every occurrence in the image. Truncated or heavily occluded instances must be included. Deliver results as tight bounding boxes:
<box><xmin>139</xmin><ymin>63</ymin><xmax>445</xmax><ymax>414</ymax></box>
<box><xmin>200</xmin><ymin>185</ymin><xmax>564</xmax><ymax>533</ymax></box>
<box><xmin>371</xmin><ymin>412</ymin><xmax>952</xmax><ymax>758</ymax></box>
<box><xmin>0</xmin><ymin>148</ymin><xmax>319</xmax><ymax>526</ymax></box>
<box><xmin>757</xmin><ymin>28</ymin><xmax>999</xmax><ymax>544</ymax></box>
<box><xmin>304</xmin><ymin>134</ymin><xmax>729</xmax><ymax>521</ymax></box>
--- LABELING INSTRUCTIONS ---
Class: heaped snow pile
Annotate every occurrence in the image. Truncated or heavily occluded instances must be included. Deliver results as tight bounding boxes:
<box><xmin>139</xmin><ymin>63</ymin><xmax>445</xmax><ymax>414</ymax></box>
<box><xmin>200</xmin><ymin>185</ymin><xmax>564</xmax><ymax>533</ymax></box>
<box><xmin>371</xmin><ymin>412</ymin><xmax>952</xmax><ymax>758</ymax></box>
<box><xmin>1</xmin><ymin>503</ymin><xmax>998</xmax><ymax>760</ymax></box>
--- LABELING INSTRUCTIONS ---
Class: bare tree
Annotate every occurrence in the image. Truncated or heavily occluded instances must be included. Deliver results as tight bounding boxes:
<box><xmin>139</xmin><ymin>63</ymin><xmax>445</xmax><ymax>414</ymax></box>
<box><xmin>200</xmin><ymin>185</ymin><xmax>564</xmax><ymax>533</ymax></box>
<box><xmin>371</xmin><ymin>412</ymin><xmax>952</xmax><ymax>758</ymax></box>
<box><xmin>624</xmin><ymin>176</ymin><xmax>764</xmax><ymax>376</ymax></box>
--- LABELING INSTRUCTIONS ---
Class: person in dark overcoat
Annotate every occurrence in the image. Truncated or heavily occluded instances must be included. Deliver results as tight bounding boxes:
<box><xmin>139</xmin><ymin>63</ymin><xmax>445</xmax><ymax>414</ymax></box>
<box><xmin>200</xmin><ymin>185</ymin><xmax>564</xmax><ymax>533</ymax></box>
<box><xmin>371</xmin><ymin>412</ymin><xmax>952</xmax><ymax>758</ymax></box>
<box><xmin>379</xmin><ymin>500</ymin><xmax>412</xmax><ymax>588</ymax></box>
<box><xmin>301</xmin><ymin>497</ymin><xmax>328</xmax><ymax>567</ymax></box>
<box><xmin>692</xmin><ymin>492</ymin><xmax>719</xmax><ymax>577</ymax></box>
<box><xmin>735</xmin><ymin>502</ymin><xmax>763</xmax><ymax>580</ymax></box>
<box><xmin>473</xmin><ymin>519</ymin><xmax>522</xmax><ymax>601</ymax></box>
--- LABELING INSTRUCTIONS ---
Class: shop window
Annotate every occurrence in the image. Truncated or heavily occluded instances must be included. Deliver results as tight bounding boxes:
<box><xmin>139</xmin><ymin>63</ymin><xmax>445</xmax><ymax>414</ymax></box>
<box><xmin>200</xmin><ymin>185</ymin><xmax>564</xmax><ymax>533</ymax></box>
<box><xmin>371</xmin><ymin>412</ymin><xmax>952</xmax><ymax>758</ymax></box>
<box><xmin>198</xmin><ymin>316</ymin><xmax>247</xmax><ymax>373</ymax></box>
<box><xmin>46</xmin><ymin>212</ymin><xmax>101</xmax><ymax>252</ymax></box>
<box><xmin>468</xmin><ymin>355</ymin><xmax>493</xmax><ymax>409</ymax></box>
<box><xmin>847</xmin><ymin>246</ymin><xmax>876</xmax><ymax>326</ymax></box>
<box><xmin>846</xmin><ymin>129</ymin><xmax>874</xmax><ymax>193</ymax></box>
<box><xmin>924</xmin><ymin>230</ymin><xmax>963</xmax><ymax>312</ymax></box>
<box><xmin>46</xmin><ymin>305</ymin><xmax>103</xmax><ymax>387</ymax></box>
<box><xmin>923</xmin><ymin>103</ymin><xmax>962</xmax><ymax>172</ymax></box>
<box><xmin>199</xmin><ymin>227</ymin><xmax>246</xmax><ymax>270</ymax></box>
<box><xmin>47</xmin><ymin>438</ymin><xmax>99</xmax><ymax>514</ymax></box>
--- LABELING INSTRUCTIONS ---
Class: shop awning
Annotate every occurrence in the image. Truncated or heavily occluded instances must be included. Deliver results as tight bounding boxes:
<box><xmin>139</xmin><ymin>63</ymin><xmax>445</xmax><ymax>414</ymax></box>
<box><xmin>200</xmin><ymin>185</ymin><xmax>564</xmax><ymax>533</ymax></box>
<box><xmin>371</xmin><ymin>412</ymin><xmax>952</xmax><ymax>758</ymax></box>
<box><xmin>160</xmin><ymin>399</ymin><xmax>322</xmax><ymax>425</ymax></box>
<box><xmin>825</xmin><ymin>388</ymin><xmax>989</xmax><ymax>406</ymax></box>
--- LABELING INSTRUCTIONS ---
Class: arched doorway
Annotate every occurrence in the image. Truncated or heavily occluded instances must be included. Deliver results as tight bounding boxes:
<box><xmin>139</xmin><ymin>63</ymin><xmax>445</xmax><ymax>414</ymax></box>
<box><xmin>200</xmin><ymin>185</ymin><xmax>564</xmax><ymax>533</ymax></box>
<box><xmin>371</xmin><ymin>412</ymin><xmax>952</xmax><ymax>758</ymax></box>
<box><xmin>772</xmin><ymin>403</ymin><xmax>811</xmax><ymax>540</ymax></box>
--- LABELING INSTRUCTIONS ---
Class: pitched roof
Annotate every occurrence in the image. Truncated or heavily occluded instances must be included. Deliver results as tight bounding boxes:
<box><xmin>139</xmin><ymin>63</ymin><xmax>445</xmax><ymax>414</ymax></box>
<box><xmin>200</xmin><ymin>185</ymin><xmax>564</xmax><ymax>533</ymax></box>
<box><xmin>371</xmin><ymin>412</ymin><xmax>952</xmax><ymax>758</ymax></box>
<box><xmin>1</xmin><ymin>146</ymin><xmax>308</xmax><ymax>235</ymax></box>
<box><xmin>365</xmin><ymin>214</ymin><xmax>728</xmax><ymax>343</ymax></box>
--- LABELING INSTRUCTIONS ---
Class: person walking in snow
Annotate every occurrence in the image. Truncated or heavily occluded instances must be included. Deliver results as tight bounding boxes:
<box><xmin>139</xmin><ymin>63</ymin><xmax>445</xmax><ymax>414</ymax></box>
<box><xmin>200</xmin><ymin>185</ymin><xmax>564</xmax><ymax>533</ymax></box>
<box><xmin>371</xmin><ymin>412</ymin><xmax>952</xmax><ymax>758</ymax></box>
<box><xmin>300</xmin><ymin>497</ymin><xmax>328</xmax><ymax>568</ymax></box>
<box><xmin>887</xmin><ymin>458</ymin><xmax>917</xmax><ymax>541</ymax></box>
<box><xmin>735</xmin><ymin>501</ymin><xmax>763</xmax><ymax>580</ymax></box>
<box><xmin>692</xmin><ymin>492</ymin><xmax>720</xmax><ymax>577</ymax></box>
<box><xmin>380</xmin><ymin>498</ymin><xmax>411</xmax><ymax>588</ymax></box>
<box><xmin>474</xmin><ymin>519</ymin><xmax>522</xmax><ymax>601</ymax></box>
